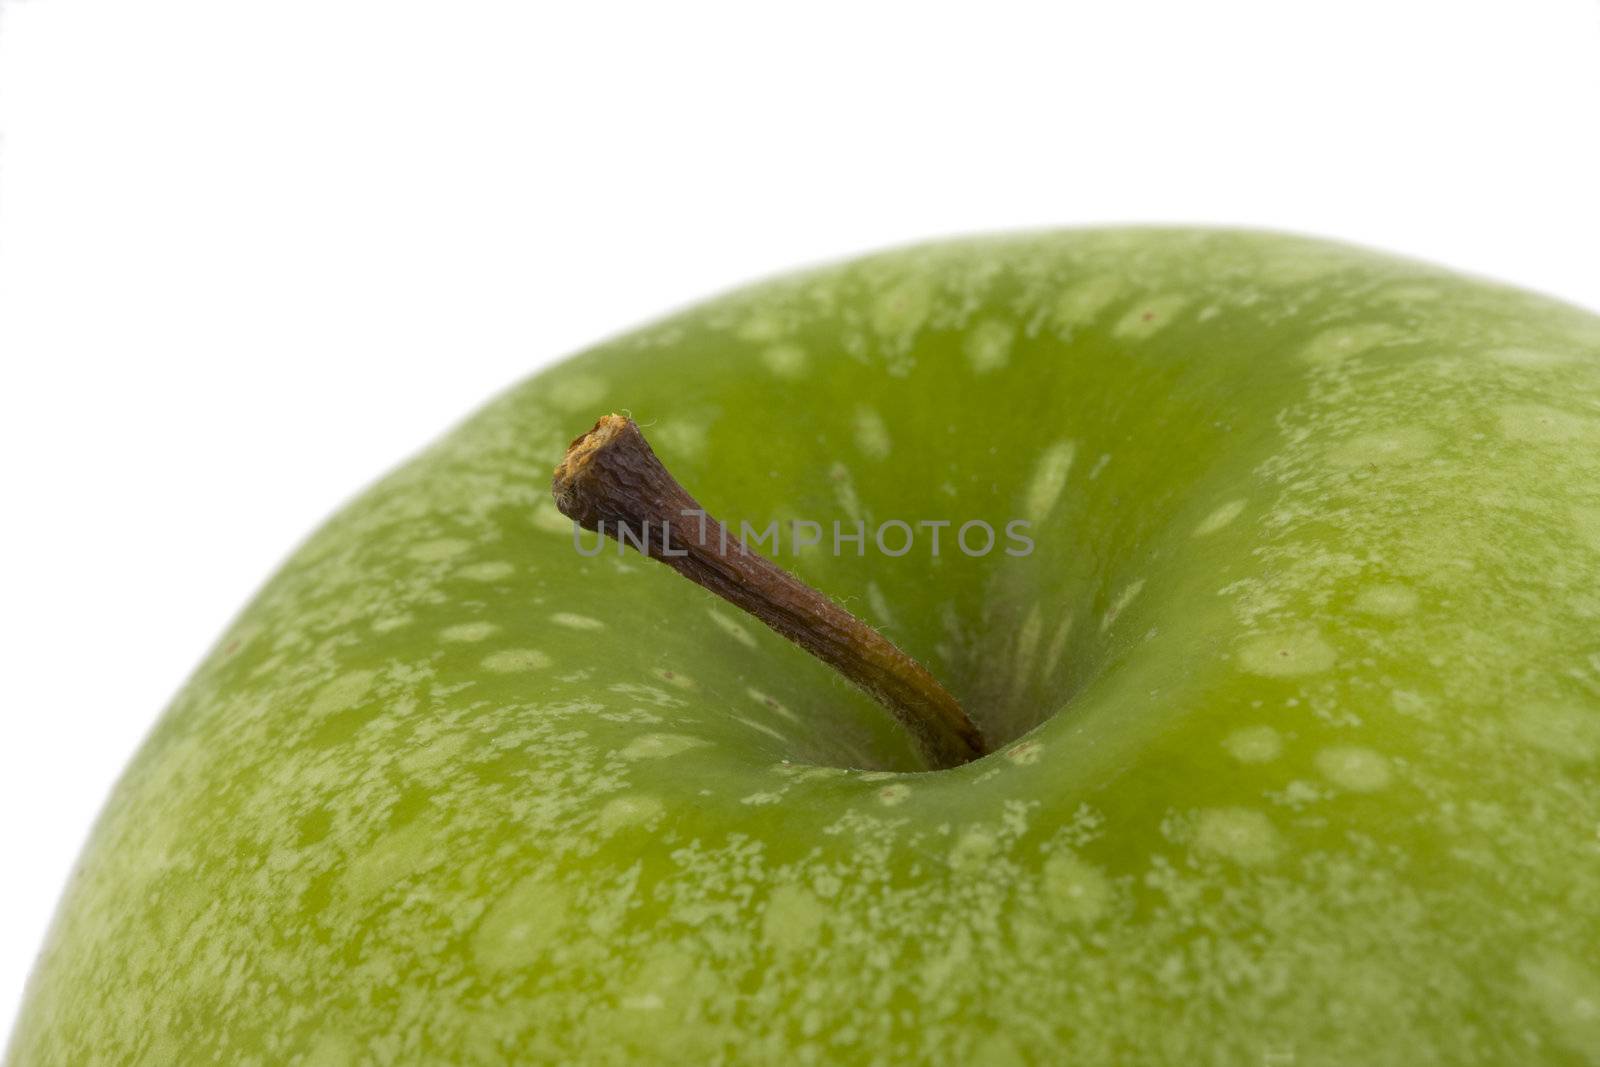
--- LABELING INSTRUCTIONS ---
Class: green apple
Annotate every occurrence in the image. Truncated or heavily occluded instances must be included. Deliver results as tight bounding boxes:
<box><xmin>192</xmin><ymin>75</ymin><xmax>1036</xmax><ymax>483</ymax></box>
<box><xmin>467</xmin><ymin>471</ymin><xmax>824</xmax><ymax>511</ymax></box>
<box><xmin>10</xmin><ymin>229</ymin><xmax>1600</xmax><ymax>1066</ymax></box>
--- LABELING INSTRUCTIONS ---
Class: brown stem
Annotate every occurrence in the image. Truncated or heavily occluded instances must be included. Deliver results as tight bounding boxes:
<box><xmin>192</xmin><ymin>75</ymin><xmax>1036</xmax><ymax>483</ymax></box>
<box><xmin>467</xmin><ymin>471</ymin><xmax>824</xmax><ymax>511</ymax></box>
<box><xmin>552</xmin><ymin>414</ymin><xmax>987</xmax><ymax>770</ymax></box>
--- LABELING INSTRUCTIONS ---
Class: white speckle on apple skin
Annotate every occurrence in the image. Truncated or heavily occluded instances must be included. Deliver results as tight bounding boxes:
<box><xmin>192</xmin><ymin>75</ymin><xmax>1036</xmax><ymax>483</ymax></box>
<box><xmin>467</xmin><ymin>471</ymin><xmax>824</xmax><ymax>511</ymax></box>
<box><xmin>1049</xmin><ymin>274</ymin><xmax>1124</xmax><ymax>336</ymax></box>
<box><xmin>1353</xmin><ymin>583</ymin><xmax>1418</xmax><ymax>616</ymax></box>
<box><xmin>1003</xmin><ymin>739</ymin><xmax>1043</xmax><ymax>766</ymax></box>
<box><xmin>481</xmin><ymin>648</ymin><xmax>551</xmax><ymax>673</ymax></box>
<box><xmin>735</xmin><ymin>715</ymin><xmax>788</xmax><ymax>745</ymax></box>
<box><xmin>707</xmin><ymin>608</ymin><xmax>758</xmax><ymax>648</ymax></box>
<box><xmin>762</xmin><ymin>885</ymin><xmax>827</xmax><ymax>953</ymax></box>
<box><xmin>1112</xmin><ymin>293</ymin><xmax>1189</xmax><ymax>340</ymax></box>
<box><xmin>619</xmin><ymin>732</ymin><xmax>707</xmax><ymax>760</ymax></box>
<box><xmin>307</xmin><ymin>670</ymin><xmax>378</xmax><ymax>717</ymax></box>
<box><xmin>620</xmin><ymin>993</ymin><xmax>665</xmax><ymax>1013</ymax></box>
<box><xmin>1490</xmin><ymin>346</ymin><xmax>1570</xmax><ymax>369</ymax></box>
<box><xmin>853</xmin><ymin>405</ymin><xmax>892</xmax><ymax>460</ymax></box>
<box><xmin>735</xmin><ymin>311</ymin><xmax>784</xmax><ymax>343</ymax></box>
<box><xmin>1518</xmin><ymin>951</ymin><xmax>1600</xmax><ymax>1056</ymax></box>
<box><xmin>1023</xmin><ymin>441</ymin><xmax>1076</xmax><ymax>524</ymax></box>
<box><xmin>1574</xmin><ymin>505</ymin><xmax>1600</xmax><ymax>553</ymax></box>
<box><xmin>439</xmin><ymin>621</ymin><xmax>498</xmax><ymax>643</ymax></box>
<box><xmin>1315</xmin><ymin>746</ymin><xmax>1394</xmax><ymax>792</ymax></box>
<box><xmin>1041</xmin><ymin>613</ymin><xmax>1074</xmax><ymax>680</ymax></box>
<box><xmin>1378</xmin><ymin>283</ymin><xmax>1443</xmax><ymax>305</ymax></box>
<box><xmin>1193</xmin><ymin>498</ymin><xmax>1246</xmax><ymax>536</ymax></box>
<box><xmin>652</xmin><ymin>419</ymin><xmax>709</xmax><ymax>462</ymax></box>
<box><xmin>871</xmin><ymin>274</ymin><xmax>935</xmax><ymax>353</ymax></box>
<box><xmin>1040</xmin><ymin>852</ymin><xmax>1111</xmax><ymax>923</ymax></box>
<box><xmin>1193</xmin><ymin>808</ymin><xmax>1281</xmax><ymax>866</ymax></box>
<box><xmin>472</xmin><ymin>876</ymin><xmax>570</xmax><ymax>972</ymax></box>
<box><xmin>1223</xmin><ymin>725</ymin><xmax>1282</xmax><ymax>764</ymax></box>
<box><xmin>597</xmin><ymin>794</ymin><xmax>664</xmax><ymax>834</ymax></box>
<box><xmin>550</xmin><ymin>612</ymin><xmax>605</xmax><ymax>631</ymax></box>
<box><xmin>1297</xmin><ymin>322</ymin><xmax>1407</xmax><ymax>365</ymax></box>
<box><xmin>830</xmin><ymin>462</ymin><xmax>864</xmax><ymax>525</ymax></box>
<box><xmin>948</xmin><ymin>828</ymin><xmax>999</xmax><ymax>871</ymax></box>
<box><xmin>650</xmin><ymin>668</ymin><xmax>697</xmax><ymax>690</ymax></box>
<box><xmin>761</xmin><ymin>342</ymin><xmax>808</xmax><ymax>379</ymax></box>
<box><xmin>300</xmin><ymin>1032</ymin><xmax>357</xmax><ymax>1067</ymax></box>
<box><xmin>532</xmin><ymin>500</ymin><xmax>576</xmax><ymax>535</ymax></box>
<box><xmin>1511</xmin><ymin>703</ymin><xmax>1600</xmax><ymax>763</ymax></box>
<box><xmin>1236</xmin><ymin>628</ymin><xmax>1337</xmax><ymax>678</ymax></box>
<box><xmin>406</xmin><ymin>537</ymin><xmax>472</xmax><ymax>562</ymax></box>
<box><xmin>964</xmin><ymin>318</ymin><xmax>1014</xmax><ymax>373</ymax></box>
<box><xmin>546</xmin><ymin>373</ymin><xmax>609</xmax><ymax>412</ymax></box>
<box><xmin>877</xmin><ymin>783</ymin><xmax>912</xmax><ymax>806</ymax></box>
<box><xmin>605</xmin><ymin>682</ymin><xmax>689</xmax><ymax>709</ymax></box>
<box><xmin>1100</xmin><ymin>579</ymin><xmax>1145</xmax><ymax>632</ymax></box>
<box><xmin>1497</xmin><ymin>403</ymin><xmax>1600</xmax><ymax>445</ymax></box>
<box><xmin>864</xmin><ymin>582</ymin><xmax>897</xmax><ymax>629</ymax></box>
<box><xmin>1012</xmin><ymin>604</ymin><xmax>1043</xmax><ymax>687</ymax></box>
<box><xmin>396</xmin><ymin>732</ymin><xmax>468</xmax><ymax>775</ymax></box>
<box><xmin>1327</xmin><ymin>426</ymin><xmax>1438</xmax><ymax>467</ymax></box>
<box><xmin>456</xmin><ymin>560</ymin><xmax>516</xmax><ymax>581</ymax></box>
<box><xmin>747</xmin><ymin>688</ymin><xmax>800</xmax><ymax>724</ymax></box>
<box><xmin>341</xmin><ymin>821</ymin><xmax>440</xmax><ymax>901</ymax></box>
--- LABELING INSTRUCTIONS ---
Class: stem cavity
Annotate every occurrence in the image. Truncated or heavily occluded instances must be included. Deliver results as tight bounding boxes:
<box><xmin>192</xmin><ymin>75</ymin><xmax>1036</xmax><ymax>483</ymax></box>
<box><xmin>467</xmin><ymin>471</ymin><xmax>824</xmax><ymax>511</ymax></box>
<box><xmin>552</xmin><ymin>414</ymin><xmax>987</xmax><ymax>770</ymax></box>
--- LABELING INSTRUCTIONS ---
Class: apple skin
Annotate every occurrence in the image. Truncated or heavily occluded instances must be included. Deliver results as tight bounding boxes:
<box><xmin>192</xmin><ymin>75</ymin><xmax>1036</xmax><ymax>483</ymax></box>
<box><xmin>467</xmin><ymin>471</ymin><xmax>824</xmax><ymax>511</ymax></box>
<box><xmin>9</xmin><ymin>230</ymin><xmax>1600</xmax><ymax>1066</ymax></box>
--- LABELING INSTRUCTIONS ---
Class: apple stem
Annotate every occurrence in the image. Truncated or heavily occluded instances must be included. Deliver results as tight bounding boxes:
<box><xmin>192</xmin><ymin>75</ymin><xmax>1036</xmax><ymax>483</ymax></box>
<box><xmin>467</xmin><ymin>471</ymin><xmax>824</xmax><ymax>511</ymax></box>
<box><xmin>552</xmin><ymin>414</ymin><xmax>988</xmax><ymax>770</ymax></box>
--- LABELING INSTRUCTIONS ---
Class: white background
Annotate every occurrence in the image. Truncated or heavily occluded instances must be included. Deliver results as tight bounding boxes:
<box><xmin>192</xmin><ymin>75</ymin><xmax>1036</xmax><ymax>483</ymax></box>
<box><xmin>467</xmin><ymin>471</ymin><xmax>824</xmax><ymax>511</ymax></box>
<box><xmin>2</xmin><ymin>0</ymin><xmax>1597</xmax><ymax>1044</ymax></box>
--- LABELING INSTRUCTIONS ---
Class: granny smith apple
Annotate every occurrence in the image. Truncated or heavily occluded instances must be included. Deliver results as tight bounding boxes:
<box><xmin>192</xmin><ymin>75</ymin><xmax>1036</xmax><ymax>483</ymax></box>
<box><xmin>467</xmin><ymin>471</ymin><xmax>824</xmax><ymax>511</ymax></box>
<box><xmin>9</xmin><ymin>229</ymin><xmax>1600</xmax><ymax>1065</ymax></box>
